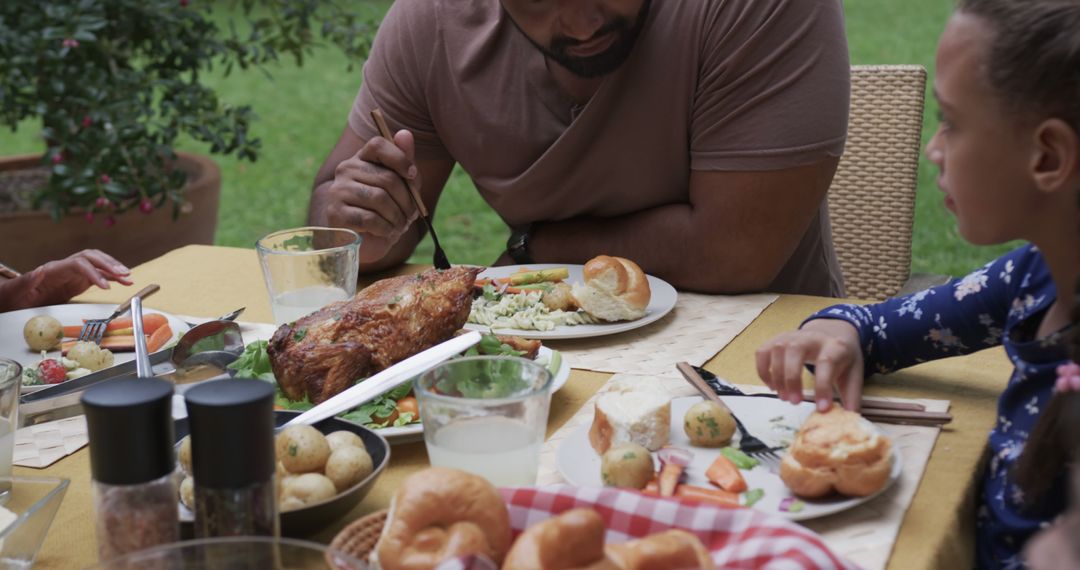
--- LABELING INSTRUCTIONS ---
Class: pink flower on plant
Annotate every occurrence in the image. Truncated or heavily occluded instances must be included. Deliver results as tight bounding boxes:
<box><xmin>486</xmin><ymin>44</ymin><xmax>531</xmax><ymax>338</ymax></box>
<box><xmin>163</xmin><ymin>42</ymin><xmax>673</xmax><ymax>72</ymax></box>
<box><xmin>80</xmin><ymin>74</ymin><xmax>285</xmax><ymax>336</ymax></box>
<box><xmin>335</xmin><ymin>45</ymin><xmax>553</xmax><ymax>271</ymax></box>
<box><xmin>51</xmin><ymin>153</ymin><xmax>63</xmax><ymax>164</ymax></box>
<box><xmin>82</xmin><ymin>116</ymin><xmax>92</xmax><ymax>128</ymax></box>
<box><xmin>95</xmin><ymin>196</ymin><xmax>110</xmax><ymax>209</ymax></box>
<box><xmin>84</xmin><ymin>212</ymin><xmax>94</xmax><ymax>224</ymax></box>
<box><xmin>1055</xmin><ymin>362</ymin><xmax>1080</xmax><ymax>393</ymax></box>
<box><xmin>100</xmin><ymin>174</ymin><xmax>110</xmax><ymax>184</ymax></box>
<box><xmin>104</xmin><ymin>215</ymin><xmax>117</xmax><ymax>228</ymax></box>
<box><xmin>62</xmin><ymin>38</ymin><xmax>79</xmax><ymax>48</ymax></box>
<box><xmin>139</xmin><ymin>198</ymin><xmax>153</xmax><ymax>214</ymax></box>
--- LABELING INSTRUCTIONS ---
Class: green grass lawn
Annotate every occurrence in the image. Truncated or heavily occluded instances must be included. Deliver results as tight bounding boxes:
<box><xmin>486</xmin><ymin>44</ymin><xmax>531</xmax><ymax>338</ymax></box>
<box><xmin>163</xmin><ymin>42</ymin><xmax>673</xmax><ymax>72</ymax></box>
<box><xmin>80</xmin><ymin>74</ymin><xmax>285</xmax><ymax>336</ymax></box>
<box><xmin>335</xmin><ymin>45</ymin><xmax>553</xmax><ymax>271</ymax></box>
<box><xmin>1</xmin><ymin>1</ymin><xmax>1018</xmax><ymax>278</ymax></box>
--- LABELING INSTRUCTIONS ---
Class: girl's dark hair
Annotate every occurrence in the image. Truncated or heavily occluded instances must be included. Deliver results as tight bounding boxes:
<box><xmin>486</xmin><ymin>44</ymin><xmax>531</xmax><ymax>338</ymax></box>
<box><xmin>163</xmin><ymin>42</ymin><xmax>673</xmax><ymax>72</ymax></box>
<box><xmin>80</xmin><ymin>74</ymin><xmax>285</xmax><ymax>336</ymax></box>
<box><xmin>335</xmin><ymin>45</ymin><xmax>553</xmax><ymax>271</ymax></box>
<box><xmin>974</xmin><ymin>0</ymin><xmax>1080</xmax><ymax>503</ymax></box>
<box><xmin>956</xmin><ymin>0</ymin><xmax>1080</xmax><ymax>135</ymax></box>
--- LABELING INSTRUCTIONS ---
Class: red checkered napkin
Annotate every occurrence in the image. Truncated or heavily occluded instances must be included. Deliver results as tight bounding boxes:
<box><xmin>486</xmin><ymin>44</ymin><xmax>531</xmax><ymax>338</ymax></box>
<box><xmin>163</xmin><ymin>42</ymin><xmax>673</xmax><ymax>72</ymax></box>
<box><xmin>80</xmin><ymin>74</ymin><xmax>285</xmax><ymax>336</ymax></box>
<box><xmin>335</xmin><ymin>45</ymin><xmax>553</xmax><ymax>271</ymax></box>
<box><xmin>436</xmin><ymin>485</ymin><xmax>857</xmax><ymax>569</ymax></box>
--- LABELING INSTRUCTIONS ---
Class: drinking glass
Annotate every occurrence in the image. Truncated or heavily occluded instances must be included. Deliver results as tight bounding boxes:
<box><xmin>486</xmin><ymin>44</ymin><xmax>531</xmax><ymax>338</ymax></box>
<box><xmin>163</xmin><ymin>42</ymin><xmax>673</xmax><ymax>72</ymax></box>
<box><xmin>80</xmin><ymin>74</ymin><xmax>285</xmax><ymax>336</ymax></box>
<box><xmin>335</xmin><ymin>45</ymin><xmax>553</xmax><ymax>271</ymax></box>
<box><xmin>415</xmin><ymin>356</ymin><xmax>552</xmax><ymax>486</ymax></box>
<box><xmin>256</xmin><ymin>227</ymin><xmax>361</xmax><ymax>325</ymax></box>
<box><xmin>0</xmin><ymin>359</ymin><xmax>21</xmax><ymax>503</ymax></box>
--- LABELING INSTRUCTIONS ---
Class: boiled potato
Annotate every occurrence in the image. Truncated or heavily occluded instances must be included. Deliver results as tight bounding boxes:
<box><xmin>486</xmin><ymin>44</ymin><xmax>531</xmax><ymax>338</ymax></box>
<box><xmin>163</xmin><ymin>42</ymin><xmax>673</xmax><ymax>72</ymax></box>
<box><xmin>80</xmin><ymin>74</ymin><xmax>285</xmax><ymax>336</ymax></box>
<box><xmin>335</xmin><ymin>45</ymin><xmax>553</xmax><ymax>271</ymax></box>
<box><xmin>275</xmin><ymin>425</ymin><xmax>331</xmax><ymax>474</ymax></box>
<box><xmin>325</xmin><ymin>430</ymin><xmax>365</xmax><ymax>453</ymax></box>
<box><xmin>178</xmin><ymin>436</ymin><xmax>193</xmax><ymax>475</ymax></box>
<box><xmin>66</xmin><ymin>341</ymin><xmax>114</xmax><ymax>372</ymax></box>
<box><xmin>683</xmin><ymin>400</ymin><xmax>736</xmax><ymax>447</ymax></box>
<box><xmin>325</xmin><ymin>445</ymin><xmax>374</xmax><ymax>491</ymax></box>
<box><xmin>600</xmin><ymin>443</ymin><xmax>654</xmax><ymax>489</ymax></box>
<box><xmin>179</xmin><ymin>477</ymin><xmax>195</xmax><ymax>510</ymax></box>
<box><xmin>24</xmin><ymin>315</ymin><xmax>63</xmax><ymax>351</ymax></box>
<box><xmin>281</xmin><ymin>473</ymin><xmax>336</xmax><ymax>508</ymax></box>
<box><xmin>280</xmin><ymin>496</ymin><xmax>306</xmax><ymax>512</ymax></box>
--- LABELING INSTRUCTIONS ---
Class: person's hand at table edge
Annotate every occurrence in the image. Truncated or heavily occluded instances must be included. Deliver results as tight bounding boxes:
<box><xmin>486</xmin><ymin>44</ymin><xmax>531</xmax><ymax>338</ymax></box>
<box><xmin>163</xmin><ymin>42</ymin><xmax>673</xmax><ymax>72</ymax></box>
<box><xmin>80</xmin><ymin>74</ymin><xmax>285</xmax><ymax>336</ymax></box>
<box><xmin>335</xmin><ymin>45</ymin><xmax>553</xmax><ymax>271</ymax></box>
<box><xmin>755</xmin><ymin>318</ymin><xmax>864</xmax><ymax>412</ymax></box>
<box><xmin>0</xmin><ymin>249</ymin><xmax>133</xmax><ymax>312</ymax></box>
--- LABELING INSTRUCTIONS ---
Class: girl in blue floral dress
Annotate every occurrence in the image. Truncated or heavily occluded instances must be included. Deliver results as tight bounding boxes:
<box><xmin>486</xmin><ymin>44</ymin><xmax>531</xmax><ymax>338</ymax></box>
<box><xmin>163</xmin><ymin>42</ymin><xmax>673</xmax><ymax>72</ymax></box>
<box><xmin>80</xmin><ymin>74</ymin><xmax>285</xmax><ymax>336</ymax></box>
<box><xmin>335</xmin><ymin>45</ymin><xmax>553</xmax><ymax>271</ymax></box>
<box><xmin>755</xmin><ymin>0</ymin><xmax>1080</xmax><ymax>567</ymax></box>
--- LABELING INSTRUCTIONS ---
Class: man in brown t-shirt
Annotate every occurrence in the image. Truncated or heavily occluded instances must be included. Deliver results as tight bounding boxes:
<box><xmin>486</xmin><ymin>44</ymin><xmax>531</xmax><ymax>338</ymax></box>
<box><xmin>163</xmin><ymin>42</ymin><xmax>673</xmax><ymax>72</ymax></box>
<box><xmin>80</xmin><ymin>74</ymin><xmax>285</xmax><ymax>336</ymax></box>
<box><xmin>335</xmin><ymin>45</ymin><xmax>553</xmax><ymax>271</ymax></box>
<box><xmin>309</xmin><ymin>0</ymin><xmax>850</xmax><ymax>296</ymax></box>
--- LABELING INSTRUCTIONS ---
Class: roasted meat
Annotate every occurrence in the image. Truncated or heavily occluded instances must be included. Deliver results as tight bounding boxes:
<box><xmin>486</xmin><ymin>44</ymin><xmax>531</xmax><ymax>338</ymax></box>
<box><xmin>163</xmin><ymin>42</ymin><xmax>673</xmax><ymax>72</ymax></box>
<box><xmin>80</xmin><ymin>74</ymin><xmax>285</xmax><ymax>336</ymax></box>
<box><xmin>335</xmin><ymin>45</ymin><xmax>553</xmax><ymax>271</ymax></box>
<box><xmin>268</xmin><ymin>266</ymin><xmax>483</xmax><ymax>403</ymax></box>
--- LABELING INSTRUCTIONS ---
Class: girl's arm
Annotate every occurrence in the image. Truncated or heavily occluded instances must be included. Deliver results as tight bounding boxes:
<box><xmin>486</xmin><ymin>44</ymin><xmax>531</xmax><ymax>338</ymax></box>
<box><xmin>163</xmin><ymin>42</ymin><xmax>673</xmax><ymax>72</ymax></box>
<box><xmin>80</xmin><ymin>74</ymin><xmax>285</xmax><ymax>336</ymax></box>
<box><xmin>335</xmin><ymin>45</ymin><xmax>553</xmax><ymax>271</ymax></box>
<box><xmin>808</xmin><ymin>246</ymin><xmax>1030</xmax><ymax>376</ymax></box>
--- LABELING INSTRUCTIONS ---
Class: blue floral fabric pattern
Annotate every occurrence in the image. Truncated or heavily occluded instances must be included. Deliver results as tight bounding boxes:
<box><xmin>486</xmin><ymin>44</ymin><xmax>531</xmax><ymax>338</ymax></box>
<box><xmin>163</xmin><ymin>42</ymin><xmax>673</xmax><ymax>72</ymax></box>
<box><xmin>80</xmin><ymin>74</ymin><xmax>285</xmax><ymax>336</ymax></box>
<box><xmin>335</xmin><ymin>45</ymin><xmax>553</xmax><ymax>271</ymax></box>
<box><xmin>806</xmin><ymin>244</ymin><xmax>1071</xmax><ymax>569</ymax></box>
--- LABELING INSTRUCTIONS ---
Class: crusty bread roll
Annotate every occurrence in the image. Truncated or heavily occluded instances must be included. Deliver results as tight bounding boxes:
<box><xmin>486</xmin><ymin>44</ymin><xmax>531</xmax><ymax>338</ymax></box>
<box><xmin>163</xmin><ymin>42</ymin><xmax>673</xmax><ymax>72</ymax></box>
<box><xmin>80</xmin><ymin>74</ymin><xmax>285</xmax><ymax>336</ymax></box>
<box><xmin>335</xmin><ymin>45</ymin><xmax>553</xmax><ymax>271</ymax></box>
<box><xmin>372</xmin><ymin>467</ymin><xmax>511</xmax><ymax>570</ymax></box>
<box><xmin>572</xmin><ymin>256</ymin><xmax>651</xmax><ymax>322</ymax></box>
<box><xmin>779</xmin><ymin>407</ymin><xmax>894</xmax><ymax>499</ymax></box>
<box><xmin>606</xmin><ymin>530</ymin><xmax>716</xmax><ymax>570</ymax></box>
<box><xmin>589</xmin><ymin>378</ymin><xmax>671</xmax><ymax>455</ymax></box>
<box><xmin>502</xmin><ymin>508</ymin><xmax>619</xmax><ymax>570</ymax></box>
<box><xmin>502</xmin><ymin>508</ymin><xmax>714</xmax><ymax>570</ymax></box>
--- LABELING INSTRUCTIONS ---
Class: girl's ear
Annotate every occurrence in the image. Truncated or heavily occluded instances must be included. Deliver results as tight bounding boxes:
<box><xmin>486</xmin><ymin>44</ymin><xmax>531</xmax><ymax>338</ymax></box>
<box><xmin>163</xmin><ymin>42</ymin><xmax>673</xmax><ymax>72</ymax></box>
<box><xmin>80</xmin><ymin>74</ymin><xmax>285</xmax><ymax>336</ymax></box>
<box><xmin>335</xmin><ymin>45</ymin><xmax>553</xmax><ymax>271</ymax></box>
<box><xmin>1031</xmin><ymin>118</ymin><xmax>1080</xmax><ymax>194</ymax></box>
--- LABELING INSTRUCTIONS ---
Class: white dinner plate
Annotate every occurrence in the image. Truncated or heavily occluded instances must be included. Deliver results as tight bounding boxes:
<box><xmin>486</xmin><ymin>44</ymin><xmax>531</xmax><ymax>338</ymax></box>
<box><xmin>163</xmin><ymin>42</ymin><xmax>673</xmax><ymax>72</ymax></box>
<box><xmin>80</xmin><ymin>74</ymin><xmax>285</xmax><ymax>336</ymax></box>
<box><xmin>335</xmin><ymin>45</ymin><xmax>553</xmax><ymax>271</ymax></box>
<box><xmin>464</xmin><ymin>264</ymin><xmax>678</xmax><ymax>340</ymax></box>
<box><xmin>0</xmin><ymin>303</ymin><xmax>190</xmax><ymax>392</ymax></box>
<box><xmin>556</xmin><ymin>395</ymin><xmax>902</xmax><ymax>522</ymax></box>
<box><xmin>373</xmin><ymin>346</ymin><xmax>572</xmax><ymax>444</ymax></box>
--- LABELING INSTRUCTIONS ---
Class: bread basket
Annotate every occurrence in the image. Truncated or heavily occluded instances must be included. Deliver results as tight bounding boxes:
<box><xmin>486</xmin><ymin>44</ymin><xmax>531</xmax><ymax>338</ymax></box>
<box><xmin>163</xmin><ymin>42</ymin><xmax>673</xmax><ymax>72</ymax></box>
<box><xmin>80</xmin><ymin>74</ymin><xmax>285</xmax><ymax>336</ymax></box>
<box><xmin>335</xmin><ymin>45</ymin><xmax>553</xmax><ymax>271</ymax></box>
<box><xmin>330</xmin><ymin>509</ymin><xmax>388</xmax><ymax>562</ymax></box>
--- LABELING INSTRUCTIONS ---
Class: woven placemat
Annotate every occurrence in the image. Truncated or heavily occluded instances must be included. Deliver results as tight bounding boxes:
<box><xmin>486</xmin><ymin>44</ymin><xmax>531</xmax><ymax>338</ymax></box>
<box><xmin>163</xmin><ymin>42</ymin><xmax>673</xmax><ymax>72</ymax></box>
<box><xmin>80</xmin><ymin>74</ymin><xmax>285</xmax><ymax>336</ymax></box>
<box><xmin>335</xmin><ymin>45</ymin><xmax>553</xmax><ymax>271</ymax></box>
<box><xmin>538</xmin><ymin>373</ymin><xmax>949</xmax><ymax>570</ymax></box>
<box><xmin>14</xmin><ymin>416</ymin><xmax>89</xmax><ymax>469</ymax></box>
<box><xmin>546</xmin><ymin>293</ymin><xmax>777</xmax><ymax>376</ymax></box>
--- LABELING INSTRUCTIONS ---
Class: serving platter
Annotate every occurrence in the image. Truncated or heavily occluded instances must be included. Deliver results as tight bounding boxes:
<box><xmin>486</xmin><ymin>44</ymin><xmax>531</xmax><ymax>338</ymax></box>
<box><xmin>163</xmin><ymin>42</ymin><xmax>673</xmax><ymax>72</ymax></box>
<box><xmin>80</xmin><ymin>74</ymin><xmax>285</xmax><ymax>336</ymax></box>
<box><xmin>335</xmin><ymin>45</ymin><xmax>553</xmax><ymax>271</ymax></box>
<box><xmin>0</xmin><ymin>303</ymin><xmax>190</xmax><ymax>392</ymax></box>
<box><xmin>372</xmin><ymin>346</ymin><xmax>571</xmax><ymax>444</ymax></box>
<box><xmin>464</xmin><ymin>264</ymin><xmax>678</xmax><ymax>340</ymax></box>
<box><xmin>556</xmin><ymin>395</ymin><xmax>902</xmax><ymax>521</ymax></box>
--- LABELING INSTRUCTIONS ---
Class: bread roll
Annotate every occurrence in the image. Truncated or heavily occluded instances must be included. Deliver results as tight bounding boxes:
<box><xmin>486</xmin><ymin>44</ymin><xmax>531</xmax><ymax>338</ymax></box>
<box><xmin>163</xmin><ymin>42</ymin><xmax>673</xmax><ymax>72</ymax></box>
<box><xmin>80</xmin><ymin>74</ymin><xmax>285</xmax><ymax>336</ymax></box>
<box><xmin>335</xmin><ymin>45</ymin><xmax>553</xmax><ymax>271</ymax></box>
<box><xmin>779</xmin><ymin>407</ymin><xmax>894</xmax><ymax>498</ymax></box>
<box><xmin>503</xmin><ymin>509</ymin><xmax>715</xmax><ymax>570</ymax></box>
<box><xmin>572</xmin><ymin>256</ymin><xmax>651</xmax><ymax>322</ymax></box>
<box><xmin>372</xmin><ymin>467</ymin><xmax>511</xmax><ymax>570</ymax></box>
<box><xmin>502</xmin><ymin>508</ymin><xmax>619</xmax><ymax>570</ymax></box>
<box><xmin>589</xmin><ymin>378</ymin><xmax>671</xmax><ymax>455</ymax></box>
<box><xmin>605</xmin><ymin>530</ymin><xmax>715</xmax><ymax>570</ymax></box>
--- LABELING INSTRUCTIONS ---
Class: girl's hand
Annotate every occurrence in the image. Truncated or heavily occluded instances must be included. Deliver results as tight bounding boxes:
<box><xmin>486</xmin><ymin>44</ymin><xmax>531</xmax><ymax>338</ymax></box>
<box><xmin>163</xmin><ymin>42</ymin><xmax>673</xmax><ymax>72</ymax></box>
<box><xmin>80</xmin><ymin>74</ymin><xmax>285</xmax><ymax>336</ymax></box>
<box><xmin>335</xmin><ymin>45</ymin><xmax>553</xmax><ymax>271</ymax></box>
<box><xmin>755</xmin><ymin>318</ymin><xmax>865</xmax><ymax>412</ymax></box>
<box><xmin>0</xmin><ymin>250</ymin><xmax>132</xmax><ymax>311</ymax></box>
<box><xmin>1055</xmin><ymin>362</ymin><xmax>1080</xmax><ymax>393</ymax></box>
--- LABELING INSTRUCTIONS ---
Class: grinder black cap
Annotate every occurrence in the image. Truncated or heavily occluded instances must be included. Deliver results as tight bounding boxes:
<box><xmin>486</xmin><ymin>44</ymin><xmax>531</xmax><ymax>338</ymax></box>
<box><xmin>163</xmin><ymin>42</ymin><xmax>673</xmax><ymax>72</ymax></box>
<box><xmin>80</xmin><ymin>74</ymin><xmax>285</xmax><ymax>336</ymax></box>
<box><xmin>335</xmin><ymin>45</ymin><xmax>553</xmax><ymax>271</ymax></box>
<box><xmin>82</xmin><ymin>377</ymin><xmax>175</xmax><ymax>485</ymax></box>
<box><xmin>184</xmin><ymin>379</ymin><xmax>275</xmax><ymax>488</ymax></box>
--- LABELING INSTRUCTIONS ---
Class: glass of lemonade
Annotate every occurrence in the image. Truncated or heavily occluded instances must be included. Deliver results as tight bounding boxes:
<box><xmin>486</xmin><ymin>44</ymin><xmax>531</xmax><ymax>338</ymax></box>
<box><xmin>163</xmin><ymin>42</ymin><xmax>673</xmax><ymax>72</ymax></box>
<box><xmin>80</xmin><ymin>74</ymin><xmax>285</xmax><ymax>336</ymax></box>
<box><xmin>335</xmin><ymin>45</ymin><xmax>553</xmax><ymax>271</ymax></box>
<box><xmin>0</xmin><ymin>359</ymin><xmax>21</xmax><ymax>503</ymax></box>
<box><xmin>416</xmin><ymin>356</ymin><xmax>552</xmax><ymax>487</ymax></box>
<box><xmin>256</xmin><ymin>227</ymin><xmax>361</xmax><ymax>325</ymax></box>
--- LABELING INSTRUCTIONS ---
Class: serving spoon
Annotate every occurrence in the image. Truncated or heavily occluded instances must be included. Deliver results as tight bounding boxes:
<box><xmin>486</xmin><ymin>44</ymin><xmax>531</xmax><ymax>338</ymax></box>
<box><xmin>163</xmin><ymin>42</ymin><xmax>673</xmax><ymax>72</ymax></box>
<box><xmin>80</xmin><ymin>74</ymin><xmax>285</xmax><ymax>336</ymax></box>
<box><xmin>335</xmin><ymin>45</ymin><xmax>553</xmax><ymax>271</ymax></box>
<box><xmin>283</xmin><ymin>330</ymin><xmax>482</xmax><ymax>428</ymax></box>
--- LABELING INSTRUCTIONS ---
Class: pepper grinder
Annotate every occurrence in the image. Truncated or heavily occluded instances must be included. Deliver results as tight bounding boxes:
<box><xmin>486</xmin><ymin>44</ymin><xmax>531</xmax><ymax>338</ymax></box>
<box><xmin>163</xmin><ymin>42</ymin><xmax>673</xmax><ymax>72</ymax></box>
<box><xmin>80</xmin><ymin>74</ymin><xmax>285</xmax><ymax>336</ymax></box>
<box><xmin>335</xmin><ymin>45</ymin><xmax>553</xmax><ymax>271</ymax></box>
<box><xmin>184</xmin><ymin>378</ymin><xmax>278</xmax><ymax>538</ymax></box>
<box><xmin>82</xmin><ymin>377</ymin><xmax>178</xmax><ymax>561</ymax></box>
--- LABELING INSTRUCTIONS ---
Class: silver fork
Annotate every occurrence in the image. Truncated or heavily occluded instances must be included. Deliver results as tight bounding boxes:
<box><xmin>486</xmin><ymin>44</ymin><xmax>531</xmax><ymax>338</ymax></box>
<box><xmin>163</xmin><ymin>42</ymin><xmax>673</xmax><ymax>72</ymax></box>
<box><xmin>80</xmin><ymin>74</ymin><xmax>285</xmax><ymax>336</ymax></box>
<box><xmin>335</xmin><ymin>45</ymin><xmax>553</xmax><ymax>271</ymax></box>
<box><xmin>77</xmin><ymin>284</ymin><xmax>161</xmax><ymax>344</ymax></box>
<box><xmin>676</xmin><ymin>362</ymin><xmax>781</xmax><ymax>462</ymax></box>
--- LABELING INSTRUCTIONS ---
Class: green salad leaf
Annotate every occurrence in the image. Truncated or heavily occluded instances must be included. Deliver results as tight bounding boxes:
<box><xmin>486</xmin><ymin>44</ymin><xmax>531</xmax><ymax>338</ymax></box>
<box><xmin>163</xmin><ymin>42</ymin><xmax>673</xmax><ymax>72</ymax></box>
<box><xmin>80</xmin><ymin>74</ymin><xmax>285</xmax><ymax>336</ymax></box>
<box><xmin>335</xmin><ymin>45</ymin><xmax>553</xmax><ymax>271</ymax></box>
<box><xmin>742</xmin><ymin>488</ymin><xmax>765</xmax><ymax>508</ymax></box>
<box><xmin>226</xmin><ymin>340</ymin><xmax>276</xmax><ymax>383</ymax></box>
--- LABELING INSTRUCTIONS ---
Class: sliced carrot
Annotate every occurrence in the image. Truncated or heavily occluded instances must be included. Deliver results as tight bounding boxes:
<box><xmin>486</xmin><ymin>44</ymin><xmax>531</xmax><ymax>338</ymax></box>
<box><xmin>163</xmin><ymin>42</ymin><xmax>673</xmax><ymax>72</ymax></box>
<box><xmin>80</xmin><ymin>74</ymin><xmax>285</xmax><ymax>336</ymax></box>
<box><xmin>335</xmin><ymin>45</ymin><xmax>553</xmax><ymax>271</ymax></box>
<box><xmin>705</xmin><ymin>454</ymin><xmax>748</xmax><ymax>493</ymax></box>
<box><xmin>657</xmin><ymin>462</ymin><xmax>684</xmax><ymax>497</ymax></box>
<box><xmin>81</xmin><ymin>314</ymin><xmax>169</xmax><ymax>334</ymax></box>
<box><xmin>65</xmin><ymin>314</ymin><xmax>169</xmax><ymax>338</ymax></box>
<box><xmin>643</xmin><ymin>481</ymin><xmax>741</xmax><ymax>508</ymax></box>
<box><xmin>146</xmin><ymin>324</ymin><xmax>173</xmax><ymax>353</ymax></box>
<box><xmin>62</xmin><ymin>336</ymin><xmax>140</xmax><ymax>353</ymax></box>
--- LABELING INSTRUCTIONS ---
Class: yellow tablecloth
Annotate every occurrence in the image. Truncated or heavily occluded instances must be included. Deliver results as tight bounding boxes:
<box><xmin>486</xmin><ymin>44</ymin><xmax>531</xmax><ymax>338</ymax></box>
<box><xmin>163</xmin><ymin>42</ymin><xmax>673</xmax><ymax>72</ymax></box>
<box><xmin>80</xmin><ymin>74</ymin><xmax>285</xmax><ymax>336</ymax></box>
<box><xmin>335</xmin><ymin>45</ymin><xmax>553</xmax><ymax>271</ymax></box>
<box><xmin>22</xmin><ymin>245</ymin><xmax>1007</xmax><ymax>569</ymax></box>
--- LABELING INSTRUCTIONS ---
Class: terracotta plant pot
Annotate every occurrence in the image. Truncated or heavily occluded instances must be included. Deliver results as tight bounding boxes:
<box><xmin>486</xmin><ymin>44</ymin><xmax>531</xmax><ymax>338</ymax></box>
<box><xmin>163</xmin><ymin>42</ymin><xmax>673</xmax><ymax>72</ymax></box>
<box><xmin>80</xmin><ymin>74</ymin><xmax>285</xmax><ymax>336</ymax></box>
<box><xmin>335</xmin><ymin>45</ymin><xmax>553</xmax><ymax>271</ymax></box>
<box><xmin>0</xmin><ymin>152</ymin><xmax>221</xmax><ymax>272</ymax></box>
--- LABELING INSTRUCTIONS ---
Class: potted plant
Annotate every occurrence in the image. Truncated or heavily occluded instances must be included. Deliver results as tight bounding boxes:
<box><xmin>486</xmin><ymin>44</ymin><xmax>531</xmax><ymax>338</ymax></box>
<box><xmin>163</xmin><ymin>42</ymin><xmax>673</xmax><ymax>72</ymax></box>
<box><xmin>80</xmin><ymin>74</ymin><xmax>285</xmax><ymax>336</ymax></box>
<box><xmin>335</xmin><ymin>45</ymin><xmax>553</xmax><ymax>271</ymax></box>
<box><xmin>0</xmin><ymin>0</ymin><xmax>377</xmax><ymax>270</ymax></box>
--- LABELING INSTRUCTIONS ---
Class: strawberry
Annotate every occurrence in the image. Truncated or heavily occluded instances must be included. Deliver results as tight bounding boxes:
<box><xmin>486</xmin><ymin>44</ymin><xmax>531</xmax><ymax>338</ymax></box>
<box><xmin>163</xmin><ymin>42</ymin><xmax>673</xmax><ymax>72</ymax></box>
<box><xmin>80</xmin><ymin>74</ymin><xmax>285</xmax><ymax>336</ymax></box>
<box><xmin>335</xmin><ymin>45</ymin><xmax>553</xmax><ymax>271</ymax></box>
<box><xmin>38</xmin><ymin>359</ymin><xmax>67</xmax><ymax>385</ymax></box>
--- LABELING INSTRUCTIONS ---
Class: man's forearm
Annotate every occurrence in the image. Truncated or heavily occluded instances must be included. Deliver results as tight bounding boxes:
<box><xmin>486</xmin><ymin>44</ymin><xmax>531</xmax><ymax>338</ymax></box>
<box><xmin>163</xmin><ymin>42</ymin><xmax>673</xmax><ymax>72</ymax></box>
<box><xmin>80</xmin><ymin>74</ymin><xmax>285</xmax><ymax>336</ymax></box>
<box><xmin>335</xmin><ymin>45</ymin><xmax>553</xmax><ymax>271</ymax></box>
<box><xmin>527</xmin><ymin>203</ymin><xmax>789</xmax><ymax>294</ymax></box>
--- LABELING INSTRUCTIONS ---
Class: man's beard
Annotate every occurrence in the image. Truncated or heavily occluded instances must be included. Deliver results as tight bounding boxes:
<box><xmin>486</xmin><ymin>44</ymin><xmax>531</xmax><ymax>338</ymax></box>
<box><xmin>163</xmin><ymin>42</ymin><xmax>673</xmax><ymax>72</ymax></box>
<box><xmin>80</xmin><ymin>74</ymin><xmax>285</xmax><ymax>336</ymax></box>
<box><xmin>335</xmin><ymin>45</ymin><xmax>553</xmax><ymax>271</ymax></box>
<box><xmin>533</xmin><ymin>0</ymin><xmax>651</xmax><ymax>79</ymax></box>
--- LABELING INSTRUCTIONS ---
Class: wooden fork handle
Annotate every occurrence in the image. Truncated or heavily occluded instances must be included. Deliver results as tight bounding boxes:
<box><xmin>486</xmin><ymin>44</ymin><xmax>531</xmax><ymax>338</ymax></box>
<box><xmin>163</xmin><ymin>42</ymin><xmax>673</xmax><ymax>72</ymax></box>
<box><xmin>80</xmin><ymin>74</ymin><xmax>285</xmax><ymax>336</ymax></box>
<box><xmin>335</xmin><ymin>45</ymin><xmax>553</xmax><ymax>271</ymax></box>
<box><xmin>676</xmin><ymin>362</ymin><xmax>734</xmax><ymax>414</ymax></box>
<box><xmin>113</xmin><ymin>284</ymin><xmax>160</xmax><ymax>317</ymax></box>
<box><xmin>370</xmin><ymin>108</ymin><xmax>430</xmax><ymax>219</ymax></box>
